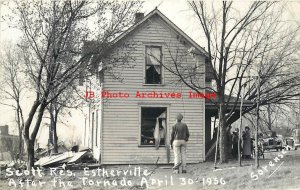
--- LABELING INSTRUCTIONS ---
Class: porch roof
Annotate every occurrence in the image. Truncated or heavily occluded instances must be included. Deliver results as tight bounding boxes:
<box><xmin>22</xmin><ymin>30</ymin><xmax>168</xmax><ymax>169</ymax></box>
<box><xmin>205</xmin><ymin>90</ymin><xmax>253</xmax><ymax>117</ymax></box>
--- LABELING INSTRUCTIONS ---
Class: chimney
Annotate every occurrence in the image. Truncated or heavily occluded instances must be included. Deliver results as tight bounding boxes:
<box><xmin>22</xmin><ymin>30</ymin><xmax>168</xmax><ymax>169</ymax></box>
<box><xmin>135</xmin><ymin>12</ymin><xmax>144</xmax><ymax>23</ymax></box>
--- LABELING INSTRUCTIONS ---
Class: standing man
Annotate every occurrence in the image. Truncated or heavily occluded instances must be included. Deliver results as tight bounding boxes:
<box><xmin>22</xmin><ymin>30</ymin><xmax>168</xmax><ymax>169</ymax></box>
<box><xmin>170</xmin><ymin>113</ymin><xmax>189</xmax><ymax>173</ymax></box>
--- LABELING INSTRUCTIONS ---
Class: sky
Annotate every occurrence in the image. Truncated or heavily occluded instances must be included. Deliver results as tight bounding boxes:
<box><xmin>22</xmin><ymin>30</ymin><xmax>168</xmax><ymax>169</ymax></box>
<box><xmin>1</xmin><ymin>0</ymin><xmax>300</xmax><ymax>47</ymax></box>
<box><xmin>0</xmin><ymin>0</ymin><xmax>300</xmax><ymax>147</ymax></box>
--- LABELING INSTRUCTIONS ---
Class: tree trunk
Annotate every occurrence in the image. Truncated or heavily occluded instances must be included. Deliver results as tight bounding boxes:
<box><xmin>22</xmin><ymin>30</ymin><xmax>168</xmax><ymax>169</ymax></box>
<box><xmin>24</xmin><ymin>102</ymin><xmax>47</xmax><ymax>169</ymax></box>
<box><xmin>25</xmin><ymin>138</ymin><xmax>34</xmax><ymax>169</ymax></box>
<box><xmin>53</xmin><ymin>122</ymin><xmax>58</xmax><ymax>153</ymax></box>
<box><xmin>49</xmin><ymin>102</ymin><xmax>59</xmax><ymax>153</ymax></box>
<box><xmin>23</xmin><ymin>101</ymin><xmax>40</xmax><ymax>169</ymax></box>
<box><xmin>15</xmin><ymin>105</ymin><xmax>24</xmax><ymax>161</ymax></box>
<box><xmin>49</xmin><ymin>104</ymin><xmax>54</xmax><ymax>146</ymax></box>
<box><xmin>18</xmin><ymin>130</ymin><xmax>23</xmax><ymax>160</ymax></box>
<box><xmin>267</xmin><ymin>104</ymin><xmax>272</xmax><ymax>131</ymax></box>
<box><xmin>218</xmin><ymin>104</ymin><xmax>228</xmax><ymax>163</ymax></box>
<box><xmin>49</xmin><ymin>123</ymin><xmax>53</xmax><ymax>145</ymax></box>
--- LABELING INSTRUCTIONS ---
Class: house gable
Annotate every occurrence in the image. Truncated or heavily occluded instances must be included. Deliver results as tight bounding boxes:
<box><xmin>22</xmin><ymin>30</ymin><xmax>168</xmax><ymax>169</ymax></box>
<box><xmin>113</xmin><ymin>8</ymin><xmax>209</xmax><ymax>58</ymax></box>
<box><xmin>106</xmin><ymin>13</ymin><xmax>206</xmax><ymax>86</ymax></box>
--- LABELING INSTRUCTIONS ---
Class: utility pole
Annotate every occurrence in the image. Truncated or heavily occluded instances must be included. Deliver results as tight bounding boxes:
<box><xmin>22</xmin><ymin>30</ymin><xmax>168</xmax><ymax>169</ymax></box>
<box><xmin>239</xmin><ymin>84</ymin><xmax>246</xmax><ymax>167</ymax></box>
<box><xmin>255</xmin><ymin>75</ymin><xmax>260</xmax><ymax>168</ymax></box>
<box><xmin>214</xmin><ymin>103</ymin><xmax>222</xmax><ymax>169</ymax></box>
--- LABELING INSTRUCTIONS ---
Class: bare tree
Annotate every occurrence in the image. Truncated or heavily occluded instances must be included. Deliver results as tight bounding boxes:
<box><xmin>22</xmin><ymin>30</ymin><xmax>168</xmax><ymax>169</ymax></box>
<box><xmin>0</xmin><ymin>46</ymin><xmax>26</xmax><ymax>160</ymax></box>
<box><xmin>255</xmin><ymin>103</ymin><xmax>300</xmax><ymax>133</ymax></box>
<box><xmin>5</xmin><ymin>0</ymin><xmax>141</xmax><ymax>168</ymax></box>
<box><xmin>161</xmin><ymin>1</ymin><xmax>300</xmax><ymax>163</ymax></box>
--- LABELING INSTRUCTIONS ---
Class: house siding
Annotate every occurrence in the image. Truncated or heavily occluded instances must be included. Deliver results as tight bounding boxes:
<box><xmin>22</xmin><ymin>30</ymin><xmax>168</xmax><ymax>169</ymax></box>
<box><xmin>101</xmin><ymin>15</ymin><xmax>206</xmax><ymax>164</ymax></box>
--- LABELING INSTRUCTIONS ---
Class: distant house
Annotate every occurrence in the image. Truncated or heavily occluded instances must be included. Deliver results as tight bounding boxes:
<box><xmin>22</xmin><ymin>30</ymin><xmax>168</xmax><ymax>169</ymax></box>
<box><xmin>0</xmin><ymin>125</ymin><xmax>19</xmax><ymax>161</ymax></box>
<box><xmin>81</xmin><ymin>9</ymin><xmax>251</xmax><ymax>164</ymax></box>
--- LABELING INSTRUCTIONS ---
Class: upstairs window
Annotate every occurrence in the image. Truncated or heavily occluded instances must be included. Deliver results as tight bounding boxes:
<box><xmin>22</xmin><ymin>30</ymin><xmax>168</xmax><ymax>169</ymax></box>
<box><xmin>145</xmin><ymin>46</ymin><xmax>162</xmax><ymax>84</ymax></box>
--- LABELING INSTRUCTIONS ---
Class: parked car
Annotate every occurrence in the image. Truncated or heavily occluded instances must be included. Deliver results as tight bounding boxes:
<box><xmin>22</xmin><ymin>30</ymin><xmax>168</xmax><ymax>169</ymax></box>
<box><xmin>262</xmin><ymin>134</ymin><xmax>284</xmax><ymax>151</ymax></box>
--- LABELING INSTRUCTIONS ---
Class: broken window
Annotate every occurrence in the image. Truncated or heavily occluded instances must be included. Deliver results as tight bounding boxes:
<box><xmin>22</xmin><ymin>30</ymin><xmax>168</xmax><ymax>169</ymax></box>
<box><xmin>141</xmin><ymin>107</ymin><xmax>167</xmax><ymax>146</ymax></box>
<box><xmin>145</xmin><ymin>46</ymin><xmax>162</xmax><ymax>84</ymax></box>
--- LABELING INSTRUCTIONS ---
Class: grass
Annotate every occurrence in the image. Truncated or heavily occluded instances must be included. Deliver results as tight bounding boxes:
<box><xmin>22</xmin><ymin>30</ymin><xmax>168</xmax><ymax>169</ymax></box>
<box><xmin>0</xmin><ymin>149</ymin><xmax>299</xmax><ymax>190</ymax></box>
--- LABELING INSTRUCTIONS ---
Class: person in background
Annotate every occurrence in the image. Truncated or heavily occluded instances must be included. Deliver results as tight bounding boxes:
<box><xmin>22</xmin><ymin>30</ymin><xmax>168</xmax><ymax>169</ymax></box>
<box><xmin>170</xmin><ymin>113</ymin><xmax>189</xmax><ymax>173</ymax></box>
<box><xmin>232</xmin><ymin>128</ymin><xmax>239</xmax><ymax>159</ymax></box>
<box><xmin>242</xmin><ymin>126</ymin><xmax>252</xmax><ymax>159</ymax></box>
<box><xmin>226</xmin><ymin>125</ymin><xmax>233</xmax><ymax>159</ymax></box>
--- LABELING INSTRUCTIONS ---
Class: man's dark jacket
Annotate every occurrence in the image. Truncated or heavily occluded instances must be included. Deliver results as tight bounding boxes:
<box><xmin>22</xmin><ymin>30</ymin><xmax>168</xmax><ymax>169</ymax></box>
<box><xmin>170</xmin><ymin>121</ymin><xmax>189</xmax><ymax>145</ymax></box>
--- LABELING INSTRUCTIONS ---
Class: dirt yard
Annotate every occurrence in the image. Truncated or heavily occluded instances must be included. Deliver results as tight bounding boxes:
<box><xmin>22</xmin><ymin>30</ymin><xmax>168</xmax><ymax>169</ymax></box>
<box><xmin>1</xmin><ymin>149</ymin><xmax>299</xmax><ymax>190</ymax></box>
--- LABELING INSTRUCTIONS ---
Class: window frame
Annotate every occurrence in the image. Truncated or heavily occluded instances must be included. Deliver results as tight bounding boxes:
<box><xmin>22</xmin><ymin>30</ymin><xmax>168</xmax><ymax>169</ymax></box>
<box><xmin>144</xmin><ymin>45</ymin><xmax>164</xmax><ymax>85</ymax></box>
<box><xmin>138</xmin><ymin>104</ymin><xmax>169</xmax><ymax>147</ymax></box>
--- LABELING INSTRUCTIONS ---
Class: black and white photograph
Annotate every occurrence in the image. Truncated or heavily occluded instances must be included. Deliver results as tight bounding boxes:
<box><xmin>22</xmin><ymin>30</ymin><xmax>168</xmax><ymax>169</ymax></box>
<box><xmin>0</xmin><ymin>0</ymin><xmax>300</xmax><ymax>189</ymax></box>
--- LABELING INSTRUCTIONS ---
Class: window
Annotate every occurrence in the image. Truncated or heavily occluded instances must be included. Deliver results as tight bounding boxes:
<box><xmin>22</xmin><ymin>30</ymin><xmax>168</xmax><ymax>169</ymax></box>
<box><xmin>140</xmin><ymin>107</ymin><xmax>167</xmax><ymax>146</ymax></box>
<box><xmin>145</xmin><ymin>46</ymin><xmax>162</xmax><ymax>84</ymax></box>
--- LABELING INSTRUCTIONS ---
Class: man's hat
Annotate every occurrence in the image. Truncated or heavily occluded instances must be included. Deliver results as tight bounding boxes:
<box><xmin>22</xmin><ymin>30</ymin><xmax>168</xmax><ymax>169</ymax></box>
<box><xmin>177</xmin><ymin>113</ymin><xmax>183</xmax><ymax>121</ymax></box>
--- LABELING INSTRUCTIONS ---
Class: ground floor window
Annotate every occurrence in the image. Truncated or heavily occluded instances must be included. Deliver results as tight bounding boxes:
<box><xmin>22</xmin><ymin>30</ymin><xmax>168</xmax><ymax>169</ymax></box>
<box><xmin>141</xmin><ymin>107</ymin><xmax>167</xmax><ymax>146</ymax></box>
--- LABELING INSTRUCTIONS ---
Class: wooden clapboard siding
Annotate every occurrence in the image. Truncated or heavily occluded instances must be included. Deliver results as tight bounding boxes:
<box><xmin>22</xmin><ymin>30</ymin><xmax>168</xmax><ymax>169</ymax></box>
<box><xmin>99</xmin><ymin>14</ymin><xmax>206</xmax><ymax>164</ymax></box>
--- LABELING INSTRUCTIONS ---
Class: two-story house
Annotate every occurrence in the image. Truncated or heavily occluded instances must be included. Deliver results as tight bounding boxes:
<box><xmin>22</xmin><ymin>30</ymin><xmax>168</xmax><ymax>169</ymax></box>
<box><xmin>81</xmin><ymin>8</ymin><xmax>248</xmax><ymax>165</ymax></box>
